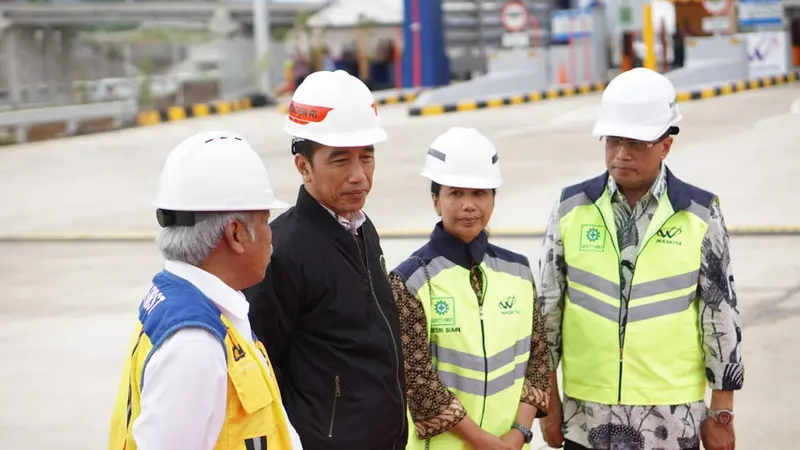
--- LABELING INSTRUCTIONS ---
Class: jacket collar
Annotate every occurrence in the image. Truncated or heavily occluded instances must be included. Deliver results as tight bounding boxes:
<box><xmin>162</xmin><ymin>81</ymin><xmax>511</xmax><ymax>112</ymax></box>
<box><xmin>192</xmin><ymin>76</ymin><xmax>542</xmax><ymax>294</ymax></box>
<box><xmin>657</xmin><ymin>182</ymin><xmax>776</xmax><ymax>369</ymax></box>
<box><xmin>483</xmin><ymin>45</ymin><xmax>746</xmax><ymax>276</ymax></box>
<box><xmin>294</xmin><ymin>184</ymin><xmax>372</xmax><ymax>256</ymax></box>
<box><xmin>163</xmin><ymin>260</ymin><xmax>249</xmax><ymax>321</ymax></box>
<box><xmin>429</xmin><ymin>221</ymin><xmax>488</xmax><ymax>270</ymax></box>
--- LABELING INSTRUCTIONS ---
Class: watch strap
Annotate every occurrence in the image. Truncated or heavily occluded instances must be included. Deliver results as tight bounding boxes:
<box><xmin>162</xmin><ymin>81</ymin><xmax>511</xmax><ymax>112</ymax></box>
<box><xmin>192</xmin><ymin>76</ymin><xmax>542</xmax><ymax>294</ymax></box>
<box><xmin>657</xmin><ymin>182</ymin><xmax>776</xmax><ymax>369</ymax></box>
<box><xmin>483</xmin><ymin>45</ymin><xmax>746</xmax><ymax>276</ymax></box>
<box><xmin>511</xmin><ymin>423</ymin><xmax>533</xmax><ymax>443</ymax></box>
<box><xmin>708</xmin><ymin>409</ymin><xmax>734</xmax><ymax>422</ymax></box>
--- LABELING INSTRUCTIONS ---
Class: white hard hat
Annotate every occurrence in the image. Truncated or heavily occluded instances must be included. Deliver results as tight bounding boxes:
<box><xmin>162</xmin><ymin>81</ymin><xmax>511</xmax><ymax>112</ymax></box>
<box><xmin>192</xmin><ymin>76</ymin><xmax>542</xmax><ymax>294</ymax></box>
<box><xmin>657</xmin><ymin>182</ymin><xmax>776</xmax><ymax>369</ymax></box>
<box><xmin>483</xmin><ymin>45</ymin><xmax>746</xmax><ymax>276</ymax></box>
<box><xmin>593</xmin><ymin>68</ymin><xmax>682</xmax><ymax>141</ymax></box>
<box><xmin>153</xmin><ymin>130</ymin><xmax>288</xmax><ymax>214</ymax></box>
<box><xmin>283</xmin><ymin>70</ymin><xmax>388</xmax><ymax>148</ymax></box>
<box><xmin>421</xmin><ymin>127</ymin><xmax>503</xmax><ymax>189</ymax></box>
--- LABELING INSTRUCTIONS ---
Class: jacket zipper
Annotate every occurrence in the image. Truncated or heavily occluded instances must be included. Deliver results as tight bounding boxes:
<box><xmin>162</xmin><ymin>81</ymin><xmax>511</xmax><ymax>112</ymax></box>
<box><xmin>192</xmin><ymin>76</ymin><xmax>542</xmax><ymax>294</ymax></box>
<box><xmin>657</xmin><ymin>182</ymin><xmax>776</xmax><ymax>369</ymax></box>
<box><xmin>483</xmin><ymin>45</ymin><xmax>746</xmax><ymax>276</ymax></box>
<box><xmin>475</xmin><ymin>263</ymin><xmax>489</xmax><ymax>427</ymax></box>
<box><xmin>594</xmin><ymin>204</ymin><xmax>676</xmax><ymax>403</ymax></box>
<box><xmin>328</xmin><ymin>374</ymin><xmax>341</xmax><ymax>437</ymax></box>
<box><xmin>353</xmin><ymin>234</ymin><xmax>406</xmax><ymax>448</ymax></box>
<box><xmin>593</xmin><ymin>207</ymin><xmax>625</xmax><ymax>403</ymax></box>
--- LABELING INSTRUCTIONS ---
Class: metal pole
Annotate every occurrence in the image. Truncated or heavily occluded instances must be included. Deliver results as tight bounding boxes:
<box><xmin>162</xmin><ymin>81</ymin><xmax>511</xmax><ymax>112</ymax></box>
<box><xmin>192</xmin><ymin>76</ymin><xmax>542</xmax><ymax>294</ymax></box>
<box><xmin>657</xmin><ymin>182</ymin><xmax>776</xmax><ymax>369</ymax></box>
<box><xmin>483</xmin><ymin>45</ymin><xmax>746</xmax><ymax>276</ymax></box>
<box><xmin>252</xmin><ymin>0</ymin><xmax>271</xmax><ymax>93</ymax></box>
<box><xmin>643</xmin><ymin>2</ymin><xmax>656</xmax><ymax>70</ymax></box>
<box><xmin>475</xmin><ymin>0</ymin><xmax>487</xmax><ymax>73</ymax></box>
<box><xmin>542</xmin><ymin>0</ymin><xmax>553</xmax><ymax>86</ymax></box>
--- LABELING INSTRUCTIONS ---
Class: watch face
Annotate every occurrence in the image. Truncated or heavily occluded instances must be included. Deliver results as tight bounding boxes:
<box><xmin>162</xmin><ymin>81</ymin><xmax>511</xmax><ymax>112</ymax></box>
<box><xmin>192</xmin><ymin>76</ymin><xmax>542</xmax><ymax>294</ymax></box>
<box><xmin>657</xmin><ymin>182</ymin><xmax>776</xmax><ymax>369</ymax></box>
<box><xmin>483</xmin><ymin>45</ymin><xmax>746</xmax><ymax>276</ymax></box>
<box><xmin>716</xmin><ymin>411</ymin><xmax>733</xmax><ymax>424</ymax></box>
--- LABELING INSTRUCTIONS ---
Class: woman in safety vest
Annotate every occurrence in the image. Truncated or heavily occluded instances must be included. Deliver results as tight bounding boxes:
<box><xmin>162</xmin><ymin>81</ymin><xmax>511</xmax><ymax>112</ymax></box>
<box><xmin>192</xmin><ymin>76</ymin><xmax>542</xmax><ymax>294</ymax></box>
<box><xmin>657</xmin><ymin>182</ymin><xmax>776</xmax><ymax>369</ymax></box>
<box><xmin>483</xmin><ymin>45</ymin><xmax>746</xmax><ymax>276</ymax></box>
<box><xmin>389</xmin><ymin>127</ymin><xmax>551</xmax><ymax>450</ymax></box>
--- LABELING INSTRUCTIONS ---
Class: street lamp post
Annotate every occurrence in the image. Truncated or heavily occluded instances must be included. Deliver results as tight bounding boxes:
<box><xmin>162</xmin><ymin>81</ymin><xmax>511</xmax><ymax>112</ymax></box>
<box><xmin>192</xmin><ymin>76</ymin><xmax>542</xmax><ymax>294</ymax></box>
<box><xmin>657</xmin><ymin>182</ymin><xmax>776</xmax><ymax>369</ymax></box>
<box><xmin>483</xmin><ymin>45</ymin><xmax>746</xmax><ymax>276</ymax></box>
<box><xmin>252</xmin><ymin>0</ymin><xmax>271</xmax><ymax>94</ymax></box>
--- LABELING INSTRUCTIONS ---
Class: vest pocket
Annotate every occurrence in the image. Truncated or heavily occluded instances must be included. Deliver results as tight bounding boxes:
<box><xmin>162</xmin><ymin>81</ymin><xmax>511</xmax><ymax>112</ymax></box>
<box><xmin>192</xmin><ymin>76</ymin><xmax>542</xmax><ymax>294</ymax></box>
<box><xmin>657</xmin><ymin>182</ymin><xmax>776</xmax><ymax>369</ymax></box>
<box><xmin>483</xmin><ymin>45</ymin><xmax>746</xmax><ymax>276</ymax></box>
<box><xmin>231</xmin><ymin>360</ymin><xmax>274</xmax><ymax>414</ymax></box>
<box><xmin>328</xmin><ymin>374</ymin><xmax>341</xmax><ymax>438</ymax></box>
<box><xmin>244</xmin><ymin>436</ymin><xmax>267</xmax><ymax>449</ymax></box>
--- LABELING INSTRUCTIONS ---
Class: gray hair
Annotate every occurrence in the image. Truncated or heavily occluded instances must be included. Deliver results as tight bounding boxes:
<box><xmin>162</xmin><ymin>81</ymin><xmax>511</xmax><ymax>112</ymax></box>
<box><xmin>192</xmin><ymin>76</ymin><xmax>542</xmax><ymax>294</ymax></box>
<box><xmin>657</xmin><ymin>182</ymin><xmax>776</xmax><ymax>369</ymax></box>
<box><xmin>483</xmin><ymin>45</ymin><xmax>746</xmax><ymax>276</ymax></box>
<box><xmin>156</xmin><ymin>212</ymin><xmax>257</xmax><ymax>266</ymax></box>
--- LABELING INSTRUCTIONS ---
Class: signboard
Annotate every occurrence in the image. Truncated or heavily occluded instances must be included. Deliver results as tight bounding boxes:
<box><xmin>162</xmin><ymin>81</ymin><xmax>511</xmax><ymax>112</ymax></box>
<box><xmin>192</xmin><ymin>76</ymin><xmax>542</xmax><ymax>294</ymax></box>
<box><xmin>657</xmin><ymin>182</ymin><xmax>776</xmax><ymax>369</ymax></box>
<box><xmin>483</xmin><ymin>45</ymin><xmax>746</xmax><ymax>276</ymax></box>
<box><xmin>702</xmin><ymin>15</ymin><xmax>732</xmax><ymax>33</ymax></box>
<box><xmin>500</xmin><ymin>0</ymin><xmax>529</xmax><ymax>32</ymax></box>
<box><xmin>746</xmin><ymin>31</ymin><xmax>789</xmax><ymax>78</ymax></box>
<box><xmin>551</xmin><ymin>9</ymin><xmax>593</xmax><ymax>42</ymax></box>
<box><xmin>702</xmin><ymin>0</ymin><xmax>732</xmax><ymax>16</ymax></box>
<box><xmin>502</xmin><ymin>32</ymin><xmax>532</xmax><ymax>48</ymax></box>
<box><xmin>738</xmin><ymin>0</ymin><xmax>784</xmax><ymax>29</ymax></box>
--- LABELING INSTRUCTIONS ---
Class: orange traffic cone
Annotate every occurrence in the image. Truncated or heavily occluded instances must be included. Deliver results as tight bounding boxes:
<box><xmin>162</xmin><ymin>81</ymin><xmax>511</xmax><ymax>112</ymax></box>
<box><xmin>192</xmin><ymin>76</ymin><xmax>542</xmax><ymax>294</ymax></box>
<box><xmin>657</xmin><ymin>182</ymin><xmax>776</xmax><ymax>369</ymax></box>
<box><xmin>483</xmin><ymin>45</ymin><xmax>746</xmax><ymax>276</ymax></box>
<box><xmin>557</xmin><ymin>63</ymin><xmax>568</xmax><ymax>84</ymax></box>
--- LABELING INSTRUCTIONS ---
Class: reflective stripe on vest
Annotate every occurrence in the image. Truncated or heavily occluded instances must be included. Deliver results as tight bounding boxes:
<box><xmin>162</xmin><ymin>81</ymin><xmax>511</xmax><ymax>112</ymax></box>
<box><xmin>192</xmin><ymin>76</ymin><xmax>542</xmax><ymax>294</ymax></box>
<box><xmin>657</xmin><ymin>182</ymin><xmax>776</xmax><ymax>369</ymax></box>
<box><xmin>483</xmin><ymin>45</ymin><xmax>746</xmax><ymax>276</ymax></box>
<box><xmin>404</xmin><ymin>254</ymin><xmax>534</xmax><ymax>449</ymax></box>
<box><xmin>559</xmin><ymin>187</ymin><xmax>709</xmax><ymax>406</ymax></box>
<box><xmin>107</xmin><ymin>271</ymin><xmax>293</xmax><ymax>450</ymax></box>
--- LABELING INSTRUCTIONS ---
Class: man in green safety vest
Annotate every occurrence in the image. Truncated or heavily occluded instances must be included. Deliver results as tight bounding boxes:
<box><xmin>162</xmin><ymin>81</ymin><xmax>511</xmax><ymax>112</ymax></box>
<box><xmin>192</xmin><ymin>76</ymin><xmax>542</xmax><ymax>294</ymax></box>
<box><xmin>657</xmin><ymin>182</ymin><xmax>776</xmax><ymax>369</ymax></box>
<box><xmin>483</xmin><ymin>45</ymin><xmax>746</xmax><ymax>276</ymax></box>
<box><xmin>537</xmin><ymin>68</ymin><xmax>743</xmax><ymax>450</ymax></box>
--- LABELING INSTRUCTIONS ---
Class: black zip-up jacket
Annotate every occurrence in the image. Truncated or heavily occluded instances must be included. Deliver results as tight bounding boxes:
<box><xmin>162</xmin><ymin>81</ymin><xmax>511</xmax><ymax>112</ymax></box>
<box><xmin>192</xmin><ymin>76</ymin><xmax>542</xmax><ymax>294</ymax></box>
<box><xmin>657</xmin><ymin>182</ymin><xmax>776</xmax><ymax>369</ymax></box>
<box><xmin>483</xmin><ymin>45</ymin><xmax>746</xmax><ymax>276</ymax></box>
<box><xmin>244</xmin><ymin>185</ymin><xmax>408</xmax><ymax>450</ymax></box>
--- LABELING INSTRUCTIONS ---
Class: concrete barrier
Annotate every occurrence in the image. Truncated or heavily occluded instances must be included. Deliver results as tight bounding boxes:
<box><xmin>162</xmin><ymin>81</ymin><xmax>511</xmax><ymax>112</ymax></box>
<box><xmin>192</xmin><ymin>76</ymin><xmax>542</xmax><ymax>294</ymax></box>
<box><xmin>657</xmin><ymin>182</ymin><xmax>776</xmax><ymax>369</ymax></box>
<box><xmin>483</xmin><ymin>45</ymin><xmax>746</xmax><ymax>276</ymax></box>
<box><xmin>409</xmin><ymin>70</ymin><xmax>800</xmax><ymax>117</ymax></box>
<box><xmin>676</xmin><ymin>71</ymin><xmax>800</xmax><ymax>101</ymax></box>
<box><xmin>666</xmin><ymin>36</ymin><xmax>749</xmax><ymax>90</ymax></box>
<box><xmin>0</xmin><ymin>99</ymin><xmax>137</xmax><ymax>144</ymax></box>
<box><xmin>136</xmin><ymin>93</ymin><xmax>275</xmax><ymax>126</ymax></box>
<box><xmin>408</xmin><ymin>81</ymin><xmax>608</xmax><ymax>117</ymax></box>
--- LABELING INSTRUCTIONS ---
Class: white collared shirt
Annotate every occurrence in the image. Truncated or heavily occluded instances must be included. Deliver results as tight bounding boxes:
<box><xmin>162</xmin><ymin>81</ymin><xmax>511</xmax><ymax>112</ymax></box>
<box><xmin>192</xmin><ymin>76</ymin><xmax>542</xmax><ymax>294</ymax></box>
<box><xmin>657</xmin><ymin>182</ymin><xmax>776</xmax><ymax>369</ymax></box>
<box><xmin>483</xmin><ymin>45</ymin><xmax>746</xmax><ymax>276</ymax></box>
<box><xmin>320</xmin><ymin>203</ymin><xmax>366</xmax><ymax>235</ymax></box>
<box><xmin>132</xmin><ymin>260</ymin><xmax>303</xmax><ymax>450</ymax></box>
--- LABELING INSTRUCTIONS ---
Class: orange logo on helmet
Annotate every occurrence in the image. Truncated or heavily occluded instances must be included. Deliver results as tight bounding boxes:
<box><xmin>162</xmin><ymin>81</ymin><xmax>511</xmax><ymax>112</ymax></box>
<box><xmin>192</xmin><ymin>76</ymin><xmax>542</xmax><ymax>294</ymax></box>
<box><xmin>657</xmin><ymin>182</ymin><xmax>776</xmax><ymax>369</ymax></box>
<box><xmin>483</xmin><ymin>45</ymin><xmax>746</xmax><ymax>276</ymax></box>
<box><xmin>371</xmin><ymin>102</ymin><xmax>378</xmax><ymax>116</ymax></box>
<box><xmin>288</xmin><ymin>101</ymin><xmax>334</xmax><ymax>125</ymax></box>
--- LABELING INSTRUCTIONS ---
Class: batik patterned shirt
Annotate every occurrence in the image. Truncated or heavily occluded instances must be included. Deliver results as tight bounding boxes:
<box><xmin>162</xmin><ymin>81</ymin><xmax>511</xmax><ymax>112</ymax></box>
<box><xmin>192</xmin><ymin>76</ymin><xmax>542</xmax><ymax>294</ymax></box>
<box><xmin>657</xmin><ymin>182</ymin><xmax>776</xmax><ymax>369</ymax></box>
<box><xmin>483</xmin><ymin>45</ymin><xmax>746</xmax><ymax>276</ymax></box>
<box><xmin>538</xmin><ymin>165</ymin><xmax>744</xmax><ymax>450</ymax></box>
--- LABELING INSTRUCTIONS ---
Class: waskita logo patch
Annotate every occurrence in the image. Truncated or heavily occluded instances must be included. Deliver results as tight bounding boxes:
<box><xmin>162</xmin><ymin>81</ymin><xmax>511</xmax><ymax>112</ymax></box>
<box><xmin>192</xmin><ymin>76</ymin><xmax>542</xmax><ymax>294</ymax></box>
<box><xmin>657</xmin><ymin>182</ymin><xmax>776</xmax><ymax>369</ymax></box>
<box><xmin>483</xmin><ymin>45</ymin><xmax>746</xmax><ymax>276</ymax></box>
<box><xmin>656</xmin><ymin>226</ymin><xmax>683</xmax><ymax>245</ymax></box>
<box><xmin>498</xmin><ymin>295</ymin><xmax>520</xmax><ymax>315</ymax></box>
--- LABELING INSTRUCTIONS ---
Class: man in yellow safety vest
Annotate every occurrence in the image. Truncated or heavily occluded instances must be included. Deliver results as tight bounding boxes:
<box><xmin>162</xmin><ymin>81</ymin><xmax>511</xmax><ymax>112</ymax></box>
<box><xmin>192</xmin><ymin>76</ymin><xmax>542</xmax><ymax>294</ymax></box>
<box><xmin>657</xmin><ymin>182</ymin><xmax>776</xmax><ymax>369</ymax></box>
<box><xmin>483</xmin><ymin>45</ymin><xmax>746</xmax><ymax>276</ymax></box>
<box><xmin>108</xmin><ymin>131</ymin><xmax>302</xmax><ymax>450</ymax></box>
<box><xmin>537</xmin><ymin>68</ymin><xmax>743</xmax><ymax>450</ymax></box>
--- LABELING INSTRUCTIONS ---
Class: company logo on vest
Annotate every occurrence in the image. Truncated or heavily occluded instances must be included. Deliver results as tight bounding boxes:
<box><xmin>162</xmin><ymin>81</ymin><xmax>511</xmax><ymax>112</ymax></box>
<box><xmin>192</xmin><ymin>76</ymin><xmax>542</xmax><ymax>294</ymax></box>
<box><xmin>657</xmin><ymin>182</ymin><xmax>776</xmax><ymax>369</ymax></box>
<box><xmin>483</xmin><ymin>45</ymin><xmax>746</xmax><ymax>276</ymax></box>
<box><xmin>579</xmin><ymin>225</ymin><xmax>607</xmax><ymax>252</ymax></box>
<box><xmin>431</xmin><ymin>297</ymin><xmax>460</xmax><ymax>334</ymax></box>
<box><xmin>656</xmin><ymin>225</ymin><xmax>683</xmax><ymax>246</ymax></box>
<box><xmin>499</xmin><ymin>295</ymin><xmax>520</xmax><ymax>315</ymax></box>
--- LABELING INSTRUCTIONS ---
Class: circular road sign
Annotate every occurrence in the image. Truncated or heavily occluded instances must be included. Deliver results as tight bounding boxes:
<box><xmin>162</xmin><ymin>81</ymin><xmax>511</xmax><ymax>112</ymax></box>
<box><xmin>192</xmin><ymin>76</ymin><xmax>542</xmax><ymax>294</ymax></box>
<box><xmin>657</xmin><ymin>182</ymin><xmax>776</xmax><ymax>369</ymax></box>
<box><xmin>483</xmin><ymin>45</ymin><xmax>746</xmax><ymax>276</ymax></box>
<box><xmin>702</xmin><ymin>0</ymin><xmax>731</xmax><ymax>16</ymax></box>
<box><xmin>500</xmin><ymin>1</ymin><xmax>530</xmax><ymax>33</ymax></box>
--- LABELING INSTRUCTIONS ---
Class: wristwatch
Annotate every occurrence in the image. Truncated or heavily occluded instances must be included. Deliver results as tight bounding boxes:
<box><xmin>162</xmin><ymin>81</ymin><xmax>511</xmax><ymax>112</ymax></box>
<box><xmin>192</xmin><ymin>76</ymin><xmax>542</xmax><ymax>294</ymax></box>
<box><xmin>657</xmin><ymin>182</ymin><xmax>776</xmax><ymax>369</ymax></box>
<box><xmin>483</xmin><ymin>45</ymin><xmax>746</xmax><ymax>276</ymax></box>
<box><xmin>707</xmin><ymin>409</ymin><xmax>734</xmax><ymax>425</ymax></box>
<box><xmin>511</xmin><ymin>422</ymin><xmax>533</xmax><ymax>444</ymax></box>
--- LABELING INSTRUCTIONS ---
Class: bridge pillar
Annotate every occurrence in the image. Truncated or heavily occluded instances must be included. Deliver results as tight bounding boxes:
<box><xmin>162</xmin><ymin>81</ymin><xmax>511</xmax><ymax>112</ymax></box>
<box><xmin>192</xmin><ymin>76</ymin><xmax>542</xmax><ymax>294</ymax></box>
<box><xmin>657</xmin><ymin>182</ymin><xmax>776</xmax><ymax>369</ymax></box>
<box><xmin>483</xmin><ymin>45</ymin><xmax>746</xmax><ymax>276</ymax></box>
<box><xmin>1</xmin><ymin>26</ymin><xmax>21</xmax><ymax>108</ymax></box>
<box><xmin>58</xmin><ymin>29</ymin><xmax>75</xmax><ymax>103</ymax></box>
<box><xmin>41</xmin><ymin>27</ymin><xmax>57</xmax><ymax>103</ymax></box>
<box><xmin>209</xmin><ymin>8</ymin><xmax>253</xmax><ymax>101</ymax></box>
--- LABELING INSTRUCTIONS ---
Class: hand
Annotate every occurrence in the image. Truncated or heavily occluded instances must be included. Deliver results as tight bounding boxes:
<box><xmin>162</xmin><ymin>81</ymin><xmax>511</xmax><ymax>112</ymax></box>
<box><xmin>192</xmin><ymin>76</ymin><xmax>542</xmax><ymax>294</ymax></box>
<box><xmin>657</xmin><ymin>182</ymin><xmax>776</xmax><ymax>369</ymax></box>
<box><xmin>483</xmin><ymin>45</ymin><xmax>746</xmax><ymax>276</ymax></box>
<box><xmin>499</xmin><ymin>429</ymin><xmax>526</xmax><ymax>450</ymax></box>
<box><xmin>701</xmin><ymin>417</ymin><xmax>735</xmax><ymax>450</ymax></box>
<box><xmin>539</xmin><ymin>399</ymin><xmax>564</xmax><ymax>448</ymax></box>
<box><xmin>468</xmin><ymin>431</ymin><xmax>517</xmax><ymax>450</ymax></box>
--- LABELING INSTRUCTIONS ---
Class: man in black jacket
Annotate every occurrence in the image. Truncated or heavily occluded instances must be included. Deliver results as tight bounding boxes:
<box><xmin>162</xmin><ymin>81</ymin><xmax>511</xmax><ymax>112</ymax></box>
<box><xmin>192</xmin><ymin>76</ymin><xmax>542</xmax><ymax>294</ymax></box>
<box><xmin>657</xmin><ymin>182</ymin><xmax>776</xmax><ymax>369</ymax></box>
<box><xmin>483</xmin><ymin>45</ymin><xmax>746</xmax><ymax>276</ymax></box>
<box><xmin>244</xmin><ymin>70</ymin><xmax>407</xmax><ymax>450</ymax></box>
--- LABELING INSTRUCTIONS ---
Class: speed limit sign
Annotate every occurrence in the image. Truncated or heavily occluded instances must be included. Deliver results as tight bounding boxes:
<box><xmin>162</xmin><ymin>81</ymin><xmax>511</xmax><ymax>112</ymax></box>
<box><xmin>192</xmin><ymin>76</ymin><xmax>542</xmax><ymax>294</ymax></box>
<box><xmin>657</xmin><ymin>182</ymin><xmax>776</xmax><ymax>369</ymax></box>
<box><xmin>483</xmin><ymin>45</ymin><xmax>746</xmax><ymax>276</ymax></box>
<box><xmin>500</xmin><ymin>0</ymin><xmax>529</xmax><ymax>33</ymax></box>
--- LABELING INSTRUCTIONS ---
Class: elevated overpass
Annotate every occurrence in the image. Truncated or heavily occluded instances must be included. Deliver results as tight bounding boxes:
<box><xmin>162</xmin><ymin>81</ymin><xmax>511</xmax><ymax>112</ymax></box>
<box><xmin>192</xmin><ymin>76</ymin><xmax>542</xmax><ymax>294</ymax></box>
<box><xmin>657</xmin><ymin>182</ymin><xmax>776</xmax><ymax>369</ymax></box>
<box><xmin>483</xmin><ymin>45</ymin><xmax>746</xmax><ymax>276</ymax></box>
<box><xmin>0</xmin><ymin>0</ymin><xmax>326</xmax><ymax>27</ymax></box>
<box><xmin>0</xmin><ymin>0</ymin><xmax>326</xmax><ymax>106</ymax></box>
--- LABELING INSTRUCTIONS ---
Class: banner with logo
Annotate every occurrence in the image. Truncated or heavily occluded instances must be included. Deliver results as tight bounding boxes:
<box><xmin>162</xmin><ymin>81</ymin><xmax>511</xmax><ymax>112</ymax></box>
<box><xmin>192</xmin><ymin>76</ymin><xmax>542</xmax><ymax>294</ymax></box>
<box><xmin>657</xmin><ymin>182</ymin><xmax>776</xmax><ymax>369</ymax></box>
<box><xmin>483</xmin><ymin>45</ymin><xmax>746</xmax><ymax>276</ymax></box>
<box><xmin>746</xmin><ymin>31</ymin><xmax>788</xmax><ymax>78</ymax></box>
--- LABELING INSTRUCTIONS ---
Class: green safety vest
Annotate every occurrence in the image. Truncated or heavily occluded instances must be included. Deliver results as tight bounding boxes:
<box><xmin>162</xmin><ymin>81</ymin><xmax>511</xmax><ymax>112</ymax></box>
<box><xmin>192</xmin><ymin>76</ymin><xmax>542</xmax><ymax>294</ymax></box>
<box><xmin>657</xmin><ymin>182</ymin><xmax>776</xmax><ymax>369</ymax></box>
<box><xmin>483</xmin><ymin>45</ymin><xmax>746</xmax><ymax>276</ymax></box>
<box><xmin>394</xmin><ymin>223</ymin><xmax>535</xmax><ymax>450</ymax></box>
<box><xmin>558</xmin><ymin>168</ymin><xmax>713</xmax><ymax>406</ymax></box>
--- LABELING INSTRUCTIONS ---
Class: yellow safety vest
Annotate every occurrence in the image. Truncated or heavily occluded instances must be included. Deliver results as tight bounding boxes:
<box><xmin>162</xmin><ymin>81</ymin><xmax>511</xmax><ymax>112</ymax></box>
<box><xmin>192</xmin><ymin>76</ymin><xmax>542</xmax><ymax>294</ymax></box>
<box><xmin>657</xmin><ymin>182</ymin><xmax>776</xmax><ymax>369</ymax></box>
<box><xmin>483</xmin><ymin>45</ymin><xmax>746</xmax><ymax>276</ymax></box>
<box><xmin>394</xmin><ymin>224</ymin><xmax>535</xmax><ymax>449</ymax></box>
<box><xmin>108</xmin><ymin>270</ymin><xmax>293</xmax><ymax>450</ymax></box>
<box><xmin>558</xmin><ymin>169</ymin><xmax>712</xmax><ymax>406</ymax></box>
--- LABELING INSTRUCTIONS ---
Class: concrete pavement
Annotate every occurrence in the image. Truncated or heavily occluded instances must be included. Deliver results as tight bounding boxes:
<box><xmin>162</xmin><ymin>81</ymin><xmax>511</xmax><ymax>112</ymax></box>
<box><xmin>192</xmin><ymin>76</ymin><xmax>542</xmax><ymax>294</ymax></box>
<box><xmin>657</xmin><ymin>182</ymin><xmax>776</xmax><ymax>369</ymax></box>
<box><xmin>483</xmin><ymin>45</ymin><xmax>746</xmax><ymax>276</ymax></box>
<box><xmin>1</xmin><ymin>85</ymin><xmax>799</xmax><ymax>449</ymax></box>
<box><xmin>1</xmin><ymin>84</ymin><xmax>799</xmax><ymax>236</ymax></box>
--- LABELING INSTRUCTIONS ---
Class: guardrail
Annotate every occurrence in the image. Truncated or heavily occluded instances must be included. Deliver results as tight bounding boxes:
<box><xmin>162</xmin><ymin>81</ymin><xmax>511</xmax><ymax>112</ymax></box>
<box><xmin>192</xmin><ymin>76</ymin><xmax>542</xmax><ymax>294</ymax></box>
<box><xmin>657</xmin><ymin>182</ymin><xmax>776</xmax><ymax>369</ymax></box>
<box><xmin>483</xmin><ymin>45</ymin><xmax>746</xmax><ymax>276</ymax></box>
<box><xmin>0</xmin><ymin>99</ymin><xmax>137</xmax><ymax>144</ymax></box>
